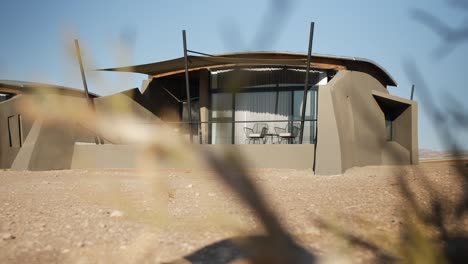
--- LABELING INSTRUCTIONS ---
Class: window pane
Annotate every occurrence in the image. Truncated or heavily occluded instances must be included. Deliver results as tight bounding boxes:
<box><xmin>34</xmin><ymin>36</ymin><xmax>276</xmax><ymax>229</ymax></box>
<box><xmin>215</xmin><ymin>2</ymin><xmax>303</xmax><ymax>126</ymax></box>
<box><xmin>211</xmin><ymin>93</ymin><xmax>232</xmax><ymax>118</ymax></box>
<box><xmin>235</xmin><ymin>92</ymin><xmax>272</xmax><ymax>144</ymax></box>
<box><xmin>211</xmin><ymin>122</ymin><xmax>232</xmax><ymax>144</ymax></box>
<box><xmin>293</xmin><ymin>90</ymin><xmax>316</xmax><ymax>119</ymax></box>
<box><xmin>182</xmin><ymin>100</ymin><xmax>200</xmax><ymax>140</ymax></box>
<box><xmin>386</xmin><ymin>120</ymin><xmax>393</xmax><ymax>141</ymax></box>
<box><xmin>211</xmin><ymin>93</ymin><xmax>232</xmax><ymax>144</ymax></box>
<box><xmin>277</xmin><ymin>91</ymin><xmax>292</xmax><ymax>118</ymax></box>
<box><xmin>293</xmin><ymin>90</ymin><xmax>316</xmax><ymax>144</ymax></box>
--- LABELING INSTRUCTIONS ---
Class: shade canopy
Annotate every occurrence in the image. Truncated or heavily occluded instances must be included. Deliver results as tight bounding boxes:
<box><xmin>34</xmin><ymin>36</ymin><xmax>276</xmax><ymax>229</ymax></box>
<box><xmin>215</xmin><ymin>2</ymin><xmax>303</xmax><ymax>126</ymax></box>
<box><xmin>97</xmin><ymin>51</ymin><xmax>398</xmax><ymax>87</ymax></box>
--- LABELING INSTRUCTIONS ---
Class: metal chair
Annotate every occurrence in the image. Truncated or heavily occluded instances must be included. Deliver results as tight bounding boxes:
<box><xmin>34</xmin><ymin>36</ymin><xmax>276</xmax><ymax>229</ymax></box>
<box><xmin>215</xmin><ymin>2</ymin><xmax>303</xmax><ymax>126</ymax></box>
<box><xmin>243</xmin><ymin>123</ymin><xmax>269</xmax><ymax>144</ymax></box>
<box><xmin>274</xmin><ymin>123</ymin><xmax>300</xmax><ymax>144</ymax></box>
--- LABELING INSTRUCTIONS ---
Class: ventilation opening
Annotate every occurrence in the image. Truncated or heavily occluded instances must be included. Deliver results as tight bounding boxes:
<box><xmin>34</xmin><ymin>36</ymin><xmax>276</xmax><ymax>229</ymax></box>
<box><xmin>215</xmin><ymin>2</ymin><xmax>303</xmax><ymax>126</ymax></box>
<box><xmin>373</xmin><ymin>94</ymin><xmax>410</xmax><ymax>142</ymax></box>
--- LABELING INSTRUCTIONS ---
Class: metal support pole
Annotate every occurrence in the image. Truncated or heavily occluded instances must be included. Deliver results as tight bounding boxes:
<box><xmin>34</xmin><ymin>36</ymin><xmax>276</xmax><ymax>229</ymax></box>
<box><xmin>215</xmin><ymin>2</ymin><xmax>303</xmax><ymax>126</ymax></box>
<box><xmin>182</xmin><ymin>30</ymin><xmax>193</xmax><ymax>143</ymax></box>
<box><xmin>75</xmin><ymin>40</ymin><xmax>92</xmax><ymax>101</ymax></box>
<box><xmin>410</xmin><ymin>84</ymin><xmax>415</xmax><ymax>100</ymax></box>
<box><xmin>74</xmin><ymin>39</ymin><xmax>102</xmax><ymax>145</ymax></box>
<box><xmin>299</xmin><ymin>22</ymin><xmax>315</xmax><ymax>144</ymax></box>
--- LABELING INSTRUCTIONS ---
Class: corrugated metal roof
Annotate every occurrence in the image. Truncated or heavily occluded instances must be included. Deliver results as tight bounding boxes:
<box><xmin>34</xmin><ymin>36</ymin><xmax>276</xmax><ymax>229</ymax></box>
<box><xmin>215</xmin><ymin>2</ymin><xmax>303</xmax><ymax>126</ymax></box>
<box><xmin>96</xmin><ymin>51</ymin><xmax>397</xmax><ymax>87</ymax></box>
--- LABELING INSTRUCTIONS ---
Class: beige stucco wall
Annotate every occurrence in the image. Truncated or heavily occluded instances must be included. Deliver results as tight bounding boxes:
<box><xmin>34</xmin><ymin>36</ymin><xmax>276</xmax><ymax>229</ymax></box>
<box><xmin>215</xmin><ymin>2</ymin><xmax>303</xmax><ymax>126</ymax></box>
<box><xmin>10</xmin><ymin>95</ymin><xmax>90</xmax><ymax>170</ymax></box>
<box><xmin>93</xmin><ymin>89</ymin><xmax>161</xmax><ymax>144</ymax></box>
<box><xmin>71</xmin><ymin>144</ymin><xmax>138</xmax><ymax>169</ymax></box>
<box><xmin>12</xmin><ymin>120</ymin><xmax>78</xmax><ymax>170</ymax></box>
<box><xmin>0</xmin><ymin>95</ymin><xmax>34</xmax><ymax>168</ymax></box>
<box><xmin>94</xmin><ymin>89</ymin><xmax>160</xmax><ymax>121</ymax></box>
<box><xmin>314</xmin><ymin>82</ymin><xmax>342</xmax><ymax>175</ymax></box>
<box><xmin>393</xmin><ymin>107</ymin><xmax>412</xmax><ymax>150</ymax></box>
<box><xmin>4</xmin><ymin>91</ymin><xmax>164</xmax><ymax>170</ymax></box>
<box><xmin>71</xmin><ymin>144</ymin><xmax>315</xmax><ymax>170</ymax></box>
<box><xmin>1</xmin><ymin>90</ymin><xmax>189</xmax><ymax>170</ymax></box>
<box><xmin>381</xmin><ymin>141</ymin><xmax>410</xmax><ymax>165</ymax></box>
<box><xmin>395</xmin><ymin>103</ymin><xmax>418</xmax><ymax>164</ymax></box>
<box><xmin>333</xmin><ymin>71</ymin><xmax>388</xmax><ymax>171</ymax></box>
<box><xmin>205</xmin><ymin>144</ymin><xmax>315</xmax><ymax>169</ymax></box>
<box><xmin>372</xmin><ymin>90</ymin><xmax>418</xmax><ymax>165</ymax></box>
<box><xmin>315</xmin><ymin>71</ymin><xmax>418</xmax><ymax>175</ymax></box>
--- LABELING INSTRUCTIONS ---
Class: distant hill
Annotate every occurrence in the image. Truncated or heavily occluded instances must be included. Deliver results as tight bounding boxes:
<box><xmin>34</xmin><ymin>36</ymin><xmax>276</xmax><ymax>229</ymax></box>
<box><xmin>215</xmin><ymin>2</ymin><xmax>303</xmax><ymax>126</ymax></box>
<box><xmin>419</xmin><ymin>149</ymin><xmax>468</xmax><ymax>159</ymax></box>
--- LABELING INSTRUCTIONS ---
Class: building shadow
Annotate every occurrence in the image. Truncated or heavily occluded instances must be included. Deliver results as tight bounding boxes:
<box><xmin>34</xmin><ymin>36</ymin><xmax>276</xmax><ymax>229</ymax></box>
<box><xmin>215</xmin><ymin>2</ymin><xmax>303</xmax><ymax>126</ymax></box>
<box><xmin>164</xmin><ymin>235</ymin><xmax>316</xmax><ymax>264</ymax></box>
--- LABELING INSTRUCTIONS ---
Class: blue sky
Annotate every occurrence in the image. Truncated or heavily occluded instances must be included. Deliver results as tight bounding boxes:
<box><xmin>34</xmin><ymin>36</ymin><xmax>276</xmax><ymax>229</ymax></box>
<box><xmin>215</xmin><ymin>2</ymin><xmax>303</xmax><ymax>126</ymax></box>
<box><xmin>1</xmin><ymin>0</ymin><xmax>467</xmax><ymax>150</ymax></box>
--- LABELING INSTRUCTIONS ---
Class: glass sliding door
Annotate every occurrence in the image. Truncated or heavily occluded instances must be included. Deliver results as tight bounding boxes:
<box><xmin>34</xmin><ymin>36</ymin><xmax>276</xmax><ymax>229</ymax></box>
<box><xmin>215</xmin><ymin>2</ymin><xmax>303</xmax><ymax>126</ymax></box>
<box><xmin>209</xmin><ymin>67</ymin><xmax>322</xmax><ymax>145</ymax></box>
<box><xmin>235</xmin><ymin>92</ymin><xmax>280</xmax><ymax>144</ymax></box>
<box><xmin>234</xmin><ymin>91</ymin><xmax>298</xmax><ymax>144</ymax></box>
<box><xmin>210</xmin><ymin>89</ymin><xmax>317</xmax><ymax>144</ymax></box>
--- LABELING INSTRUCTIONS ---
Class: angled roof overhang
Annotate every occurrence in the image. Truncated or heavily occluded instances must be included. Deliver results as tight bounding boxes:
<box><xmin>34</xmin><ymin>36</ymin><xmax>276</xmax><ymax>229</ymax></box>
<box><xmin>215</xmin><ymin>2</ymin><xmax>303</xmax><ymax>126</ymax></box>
<box><xmin>0</xmin><ymin>80</ymin><xmax>99</xmax><ymax>98</ymax></box>
<box><xmin>97</xmin><ymin>51</ymin><xmax>397</xmax><ymax>87</ymax></box>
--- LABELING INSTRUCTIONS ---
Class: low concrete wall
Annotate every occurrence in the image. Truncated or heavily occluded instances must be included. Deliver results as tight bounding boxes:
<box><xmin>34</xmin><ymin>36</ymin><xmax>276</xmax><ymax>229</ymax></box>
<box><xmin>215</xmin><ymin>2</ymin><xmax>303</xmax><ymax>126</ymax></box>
<box><xmin>71</xmin><ymin>143</ymin><xmax>315</xmax><ymax>169</ymax></box>
<box><xmin>71</xmin><ymin>144</ymin><xmax>139</xmax><ymax>169</ymax></box>
<box><xmin>203</xmin><ymin>144</ymin><xmax>315</xmax><ymax>169</ymax></box>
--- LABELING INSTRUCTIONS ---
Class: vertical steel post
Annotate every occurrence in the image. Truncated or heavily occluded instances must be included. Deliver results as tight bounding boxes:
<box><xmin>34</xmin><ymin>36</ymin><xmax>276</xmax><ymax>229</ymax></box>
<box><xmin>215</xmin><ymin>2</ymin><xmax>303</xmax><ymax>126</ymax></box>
<box><xmin>182</xmin><ymin>30</ymin><xmax>193</xmax><ymax>143</ymax></box>
<box><xmin>299</xmin><ymin>22</ymin><xmax>315</xmax><ymax>144</ymax></box>
<box><xmin>75</xmin><ymin>40</ymin><xmax>92</xmax><ymax>101</ymax></box>
<box><xmin>410</xmin><ymin>84</ymin><xmax>415</xmax><ymax>100</ymax></box>
<box><xmin>74</xmin><ymin>39</ymin><xmax>101</xmax><ymax>145</ymax></box>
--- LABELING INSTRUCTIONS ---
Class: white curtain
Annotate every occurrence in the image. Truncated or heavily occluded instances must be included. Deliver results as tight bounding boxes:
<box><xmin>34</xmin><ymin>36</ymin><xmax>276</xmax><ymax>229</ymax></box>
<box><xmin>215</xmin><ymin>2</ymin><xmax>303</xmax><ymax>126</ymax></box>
<box><xmin>211</xmin><ymin>90</ymin><xmax>317</xmax><ymax>144</ymax></box>
<box><xmin>211</xmin><ymin>93</ymin><xmax>232</xmax><ymax>144</ymax></box>
<box><xmin>234</xmin><ymin>92</ymin><xmax>291</xmax><ymax>144</ymax></box>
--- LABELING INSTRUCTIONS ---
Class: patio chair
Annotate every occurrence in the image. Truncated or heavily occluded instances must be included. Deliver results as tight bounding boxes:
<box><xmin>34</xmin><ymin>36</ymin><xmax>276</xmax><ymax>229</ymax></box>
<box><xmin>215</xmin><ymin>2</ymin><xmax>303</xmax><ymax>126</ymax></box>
<box><xmin>274</xmin><ymin>123</ymin><xmax>300</xmax><ymax>144</ymax></box>
<box><xmin>243</xmin><ymin>123</ymin><xmax>269</xmax><ymax>144</ymax></box>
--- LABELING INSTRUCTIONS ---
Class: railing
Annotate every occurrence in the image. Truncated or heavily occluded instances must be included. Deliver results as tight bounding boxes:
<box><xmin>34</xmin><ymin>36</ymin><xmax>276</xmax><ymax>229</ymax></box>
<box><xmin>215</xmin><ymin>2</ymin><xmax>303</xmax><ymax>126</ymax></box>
<box><xmin>200</xmin><ymin>119</ymin><xmax>317</xmax><ymax>145</ymax></box>
<box><xmin>82</xmin><ymin>119</ymin><xmax>317</xmax><ymax>145</ymax></box>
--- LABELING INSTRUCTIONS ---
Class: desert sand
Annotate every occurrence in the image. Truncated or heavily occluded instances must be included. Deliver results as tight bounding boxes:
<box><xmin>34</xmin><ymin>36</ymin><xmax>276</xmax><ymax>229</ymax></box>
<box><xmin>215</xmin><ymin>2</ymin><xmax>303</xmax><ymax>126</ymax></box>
<box><xmin>0</xmin><ymin>161</ymin><xmax>466</xmax><ymax>263</ymax></box>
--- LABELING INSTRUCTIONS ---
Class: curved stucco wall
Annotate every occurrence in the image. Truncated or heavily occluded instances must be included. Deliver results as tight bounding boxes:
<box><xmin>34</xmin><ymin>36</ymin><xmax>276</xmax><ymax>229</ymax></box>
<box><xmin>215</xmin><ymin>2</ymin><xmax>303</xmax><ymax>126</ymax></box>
<box><xmin>315</xmin><ymin>71</ymin><xmax>415</xmax><ymax>175</ymax></box>
<box><xmin>333</xmin><ymin>71</ymin><xmax>388</xmax><ymax>171</ymax></box>
<box><xmin>9</xmin><ymin>93</ymin><xmax>159</xmax><ymax>170</ymax></box>
<box><xmin>11</xmin><ymin>95</ymin><xmax>89</xmax><ymax>170</ymax></box>
<box><xmin>0</xmin><ymin>95</ymin><xmax>34</xmax><ymax>168</ymax></box>
<box><xmin>314</xmin><ymin>78</ymin><xmax>342</xmax><ymax>175</ymax></box>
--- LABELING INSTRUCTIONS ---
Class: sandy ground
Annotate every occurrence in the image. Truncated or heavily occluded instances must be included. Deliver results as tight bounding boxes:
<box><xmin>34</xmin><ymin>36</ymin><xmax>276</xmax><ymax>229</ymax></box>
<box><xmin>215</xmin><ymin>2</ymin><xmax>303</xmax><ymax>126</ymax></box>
<box><xmin>0</xmin><ymin>161</ymin><xmax>466</xmax><ymax>263</ymax></box>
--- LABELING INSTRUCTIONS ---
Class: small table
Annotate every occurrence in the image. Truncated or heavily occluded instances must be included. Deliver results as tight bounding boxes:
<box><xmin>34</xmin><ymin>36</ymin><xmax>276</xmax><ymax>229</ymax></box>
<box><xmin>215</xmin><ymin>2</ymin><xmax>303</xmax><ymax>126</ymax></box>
<box><xmin>264</xmin><ymin>133</ymin><xmax>279</xmax><ymax>144</ymax></box>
